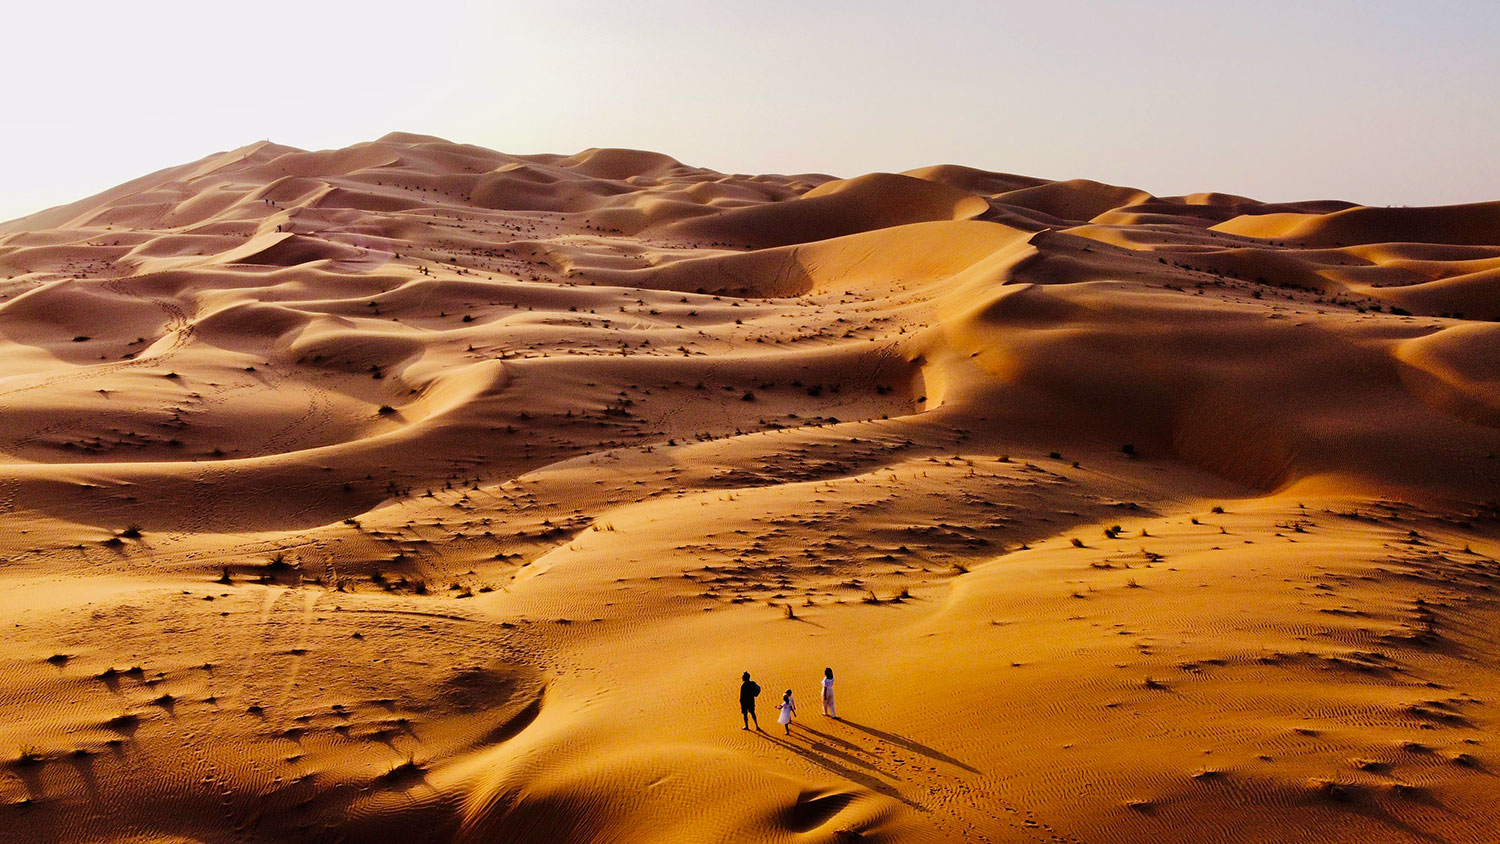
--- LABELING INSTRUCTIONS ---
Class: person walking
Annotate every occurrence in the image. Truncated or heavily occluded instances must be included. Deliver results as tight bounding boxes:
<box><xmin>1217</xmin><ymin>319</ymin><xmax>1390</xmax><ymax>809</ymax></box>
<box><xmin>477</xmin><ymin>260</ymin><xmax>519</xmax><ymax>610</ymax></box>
<box><xmin>777</xmin><ymin>688</ymin><xmax>797</xmax><ymax>735</ymax></box>
<box><xmin>821</xmin><ymin>667</ymin><xmax>837</xmax><ymax>718</ymax></box>
<box><xmin>740</xmin><ymin>672</ymin><xmax>762</xmax><ymax>731</ymax></box>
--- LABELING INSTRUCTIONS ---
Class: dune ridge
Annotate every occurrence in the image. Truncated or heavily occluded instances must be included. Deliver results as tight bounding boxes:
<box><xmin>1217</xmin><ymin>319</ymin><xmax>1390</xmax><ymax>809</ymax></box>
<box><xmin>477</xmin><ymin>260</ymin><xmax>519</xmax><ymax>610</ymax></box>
<box><xmin>1</xmin><ymin>135</ymin><xmax>1498</xmax><ymax>844</ymax></box>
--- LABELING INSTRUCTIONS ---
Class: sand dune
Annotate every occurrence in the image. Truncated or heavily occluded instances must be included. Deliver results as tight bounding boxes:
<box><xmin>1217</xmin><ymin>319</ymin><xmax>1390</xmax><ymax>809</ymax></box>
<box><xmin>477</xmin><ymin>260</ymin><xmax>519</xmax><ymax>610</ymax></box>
<box><xmin>1213</xmin><ymin>202</ymin><xmax>1500</xmax><ymax>248</ymax></box>
<box><xmin>1</xmin><ymin>134</ymin><xmax>1498</xmax><ymax>844</ymax></box>
<box><xmin>658</xmin><ymin>172</ymin><xmax>991</xmax><ymax>249</ymax></box>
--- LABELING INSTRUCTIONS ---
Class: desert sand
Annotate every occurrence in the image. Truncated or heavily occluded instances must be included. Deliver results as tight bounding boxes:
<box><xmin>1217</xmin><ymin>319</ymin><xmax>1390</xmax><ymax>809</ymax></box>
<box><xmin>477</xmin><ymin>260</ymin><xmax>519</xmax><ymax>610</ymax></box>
<box><xmin>1</xmin><ymin>133</ymin><xmax>1498</xmax><ymax>843</ymax></box>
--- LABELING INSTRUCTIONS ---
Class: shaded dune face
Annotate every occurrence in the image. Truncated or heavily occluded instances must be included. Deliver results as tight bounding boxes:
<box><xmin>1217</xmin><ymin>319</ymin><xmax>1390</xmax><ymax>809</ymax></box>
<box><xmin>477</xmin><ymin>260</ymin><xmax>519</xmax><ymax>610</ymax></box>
<box><xmin>0</xmin><ymin>135</ymin><xmax>1498</xmax><ymax>844</ymax></box>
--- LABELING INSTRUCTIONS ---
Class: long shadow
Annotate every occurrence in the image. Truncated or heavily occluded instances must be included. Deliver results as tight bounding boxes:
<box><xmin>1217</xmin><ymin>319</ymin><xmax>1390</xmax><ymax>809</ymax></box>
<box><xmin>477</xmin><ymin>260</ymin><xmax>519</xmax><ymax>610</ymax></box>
<box><xmin>1329</xmin><ymin>796</ymin><xmax>1450</xmax><ymax>844</ymax></box>
<box><xmin>3</xmin><ymin>759</ymin><xmax>61</xmax><ymax>842</ymax></box>
<box><xmin>66</xmin><ymin>753</ymin><xmax>102</xmax><ymax>806</ymax></box>
<box><xmin>797</xmin><ymin>722</ymin><xmax>872</xmax><ymax>755</ymax></box>
<box><xmin>783</xmin><ymin>727</ymin><xmax>887</xmax><ymax>777</ymax></box>
<box><xmin>759</xmin><ymin>732</ymin><xmax>927</xmax><ymax>812</ymax></box>
<box><xmin>9</xmin><ymin>759</ymin><xmax>47</xmax><ymax>801</ymax></box>
<box><xmin>836</xmin><ymin>718</ymin><xmax>981</xmax><ymax>774</ymax></box>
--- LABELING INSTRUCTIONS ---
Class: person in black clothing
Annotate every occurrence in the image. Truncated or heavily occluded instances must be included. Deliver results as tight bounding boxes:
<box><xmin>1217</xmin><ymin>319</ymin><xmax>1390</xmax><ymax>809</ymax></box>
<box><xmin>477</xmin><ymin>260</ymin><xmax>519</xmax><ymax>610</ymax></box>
<box><xmin>740</xmin><ymin>671</ymin><xmax>762</xmax><ymax>730</ymax></box>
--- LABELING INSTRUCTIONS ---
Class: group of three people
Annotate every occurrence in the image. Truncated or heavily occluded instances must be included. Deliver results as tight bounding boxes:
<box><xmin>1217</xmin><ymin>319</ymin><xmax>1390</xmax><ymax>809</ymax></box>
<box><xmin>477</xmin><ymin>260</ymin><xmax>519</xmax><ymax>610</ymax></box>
<box><xmin>740</xmin><ymin>668</ymin><xmax>836</xmax><ymax>735</ymax></box>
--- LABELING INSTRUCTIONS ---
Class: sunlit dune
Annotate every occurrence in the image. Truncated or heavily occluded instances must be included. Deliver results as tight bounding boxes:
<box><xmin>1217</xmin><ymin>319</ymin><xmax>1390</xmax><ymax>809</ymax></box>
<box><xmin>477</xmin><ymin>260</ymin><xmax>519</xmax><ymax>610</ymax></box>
<box><xmin>1</xmin><ymin>134</ymin><xmax>1497</xmax><ymax>843</ymax></box>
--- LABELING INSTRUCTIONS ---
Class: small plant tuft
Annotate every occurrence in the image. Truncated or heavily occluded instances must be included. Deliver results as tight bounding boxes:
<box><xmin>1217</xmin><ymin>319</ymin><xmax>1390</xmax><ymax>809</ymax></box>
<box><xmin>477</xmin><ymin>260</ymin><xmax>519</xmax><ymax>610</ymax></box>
<box><xmin>378</xmin><ymin>755</ymin><xmax>425</xmax><ymax>784</ymax></box>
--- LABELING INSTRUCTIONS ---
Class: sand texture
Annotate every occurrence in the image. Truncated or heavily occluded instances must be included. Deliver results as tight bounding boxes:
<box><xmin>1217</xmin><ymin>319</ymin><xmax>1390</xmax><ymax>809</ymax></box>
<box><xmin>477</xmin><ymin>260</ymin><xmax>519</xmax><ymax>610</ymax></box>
<box><xmin>1</xmin><ymin>134</ymin><xmax>1498</xmax><ymax>843</ymax></box>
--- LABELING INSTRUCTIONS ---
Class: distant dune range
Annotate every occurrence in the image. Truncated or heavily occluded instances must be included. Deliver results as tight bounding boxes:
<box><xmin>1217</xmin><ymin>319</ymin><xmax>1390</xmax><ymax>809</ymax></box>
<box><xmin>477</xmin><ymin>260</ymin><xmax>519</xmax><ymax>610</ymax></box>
<box><xmin>0</xmin><ymin>133</ymin><xmax>1497</xmax><ymax>843</ymax></box>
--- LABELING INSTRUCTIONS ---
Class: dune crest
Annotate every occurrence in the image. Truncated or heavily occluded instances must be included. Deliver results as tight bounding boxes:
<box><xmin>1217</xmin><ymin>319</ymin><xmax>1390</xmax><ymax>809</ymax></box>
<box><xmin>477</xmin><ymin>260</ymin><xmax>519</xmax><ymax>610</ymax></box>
<box><xmin>1</xmin><ymin>135</ymin><xmax>1497</xmax><ymax>844</ymax></box>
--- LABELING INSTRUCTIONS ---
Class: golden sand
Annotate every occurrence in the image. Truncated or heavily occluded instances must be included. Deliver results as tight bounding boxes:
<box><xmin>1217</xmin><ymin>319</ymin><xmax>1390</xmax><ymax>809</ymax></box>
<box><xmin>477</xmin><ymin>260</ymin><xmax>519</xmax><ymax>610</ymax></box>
<box><xmin>1</xmin><ymin>134</ymin><xmax>1497</xmax><ymax>842</ymax></box>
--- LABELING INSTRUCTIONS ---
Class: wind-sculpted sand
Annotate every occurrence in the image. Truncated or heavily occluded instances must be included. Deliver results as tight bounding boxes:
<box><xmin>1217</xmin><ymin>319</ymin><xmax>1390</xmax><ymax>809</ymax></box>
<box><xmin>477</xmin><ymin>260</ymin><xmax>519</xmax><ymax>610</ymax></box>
<box><xmin>1</xmin><ymin>133</ymin><xmax>1497</xmax><ymax>843</ymax></box>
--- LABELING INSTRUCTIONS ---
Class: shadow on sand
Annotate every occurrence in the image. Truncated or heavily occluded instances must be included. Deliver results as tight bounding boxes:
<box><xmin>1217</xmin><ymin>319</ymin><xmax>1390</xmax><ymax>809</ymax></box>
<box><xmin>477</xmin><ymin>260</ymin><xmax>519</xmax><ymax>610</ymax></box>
<box><xmin>833</xmin><ymin>718</ymin><xmax>981</xmax><ymax>774</ymax></box>
<box><xmin>759</xmin><ymin>730</ymin><xmax>927</xmax><ymax>812</ymax></box>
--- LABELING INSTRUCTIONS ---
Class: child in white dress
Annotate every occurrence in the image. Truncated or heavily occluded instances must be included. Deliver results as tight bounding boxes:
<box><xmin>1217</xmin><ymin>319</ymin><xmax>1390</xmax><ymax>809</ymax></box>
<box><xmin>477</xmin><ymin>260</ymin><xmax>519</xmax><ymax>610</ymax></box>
<box><xmin>777</xmin><ymin>689</ymin><xmax>796</xmax><ymax>735</ymax></box>
<box><xmin>821</xmin><ymin>667</ymin><xmax>836</xmax><ymax>718</ymax></box>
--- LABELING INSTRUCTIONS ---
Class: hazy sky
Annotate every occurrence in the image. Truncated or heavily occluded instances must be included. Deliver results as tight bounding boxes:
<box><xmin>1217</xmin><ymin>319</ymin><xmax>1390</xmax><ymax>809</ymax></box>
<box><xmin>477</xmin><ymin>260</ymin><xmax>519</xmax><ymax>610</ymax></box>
<box><xmin>3</xmin><ymin>0</ymin><xmax>1497</xmax><ymax>221</ymax></box>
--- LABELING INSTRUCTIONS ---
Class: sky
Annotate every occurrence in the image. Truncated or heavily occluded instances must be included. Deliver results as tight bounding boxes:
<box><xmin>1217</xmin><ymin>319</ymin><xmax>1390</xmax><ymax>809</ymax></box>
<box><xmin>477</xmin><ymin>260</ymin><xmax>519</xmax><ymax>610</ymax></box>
<box><xmin>2</xmin><ymin>0</ymin><xmax>1497</xmax><ymax>221</ymax></box>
